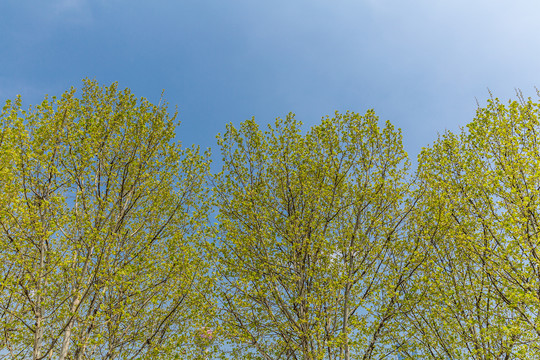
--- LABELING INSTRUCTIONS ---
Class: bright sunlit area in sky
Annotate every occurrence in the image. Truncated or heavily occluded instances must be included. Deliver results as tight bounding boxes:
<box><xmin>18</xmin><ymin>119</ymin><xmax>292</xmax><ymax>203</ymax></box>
<box><xmin>2</xmin><ymin>0</ymin><xmax>540</xmax><ymax>159</ymax></box>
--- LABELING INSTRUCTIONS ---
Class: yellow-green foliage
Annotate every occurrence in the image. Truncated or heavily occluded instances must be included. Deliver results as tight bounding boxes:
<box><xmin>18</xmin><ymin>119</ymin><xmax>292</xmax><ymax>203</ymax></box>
<box><xmin>3</xmin><ymin>81</ymin><xmax>540</xmax><ymax>360</ymax></box>
<box><xmin>408</xmin><ymin>95</ymin><xmax>540</xmax><ymax>359</ymax></box>
<box><xmin>0</xmin><ymin>80</ymin><xmax>214</xmax><ymax>360</ymax></box>
<box><xmin>212</xmin><ymin>111</ymin><xmax>423</xmax><ymax>360</ymax></box>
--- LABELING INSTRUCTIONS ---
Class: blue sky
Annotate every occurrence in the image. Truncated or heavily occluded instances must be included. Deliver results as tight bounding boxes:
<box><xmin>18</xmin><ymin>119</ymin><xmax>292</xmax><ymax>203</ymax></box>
<box><xmin>2</xmin><ymin>0</ymin><xmax>540</xmax><ymax>160</ymax></box>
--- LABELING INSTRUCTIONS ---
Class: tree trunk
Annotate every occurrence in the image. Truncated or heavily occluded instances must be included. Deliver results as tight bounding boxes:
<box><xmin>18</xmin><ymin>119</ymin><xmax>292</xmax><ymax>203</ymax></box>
<box><xmin>33</xmin><ymin>235</ymin><xmax>46</xmax><ymax>360</ymax></box>
<box><xmin>342</xmin><ymin>282</ymin><xmax>351</xmax><ymax>360</ymax></box>
<box><xmin>59</xmin><ymin>295</ymin><xmax>80</xmax><ymax>360</ymax></box>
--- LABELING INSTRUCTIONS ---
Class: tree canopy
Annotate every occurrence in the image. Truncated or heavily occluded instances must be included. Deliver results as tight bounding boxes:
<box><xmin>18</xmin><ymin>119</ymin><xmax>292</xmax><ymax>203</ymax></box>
<box><xmin>211</xmin><ymin>112</ymin><xmax>424</xmax><ymax>360</ymax></box>
<box><xmin>0</xmin><ymin>80</ymin><xmax>214</xmax><ymax>360</ymax></box>
<box><xmin>1</xmin><ymin>81</ymin><xmax>540</xmax><ymax>359</ymax></box>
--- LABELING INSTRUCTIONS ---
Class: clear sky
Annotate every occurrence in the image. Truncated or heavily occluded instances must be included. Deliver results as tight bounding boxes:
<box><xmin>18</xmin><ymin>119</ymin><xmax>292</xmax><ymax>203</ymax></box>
<box><xmin>2</xmin><ymin>0</ymin><xmax>540</xmax><ymax>160</ymax></box>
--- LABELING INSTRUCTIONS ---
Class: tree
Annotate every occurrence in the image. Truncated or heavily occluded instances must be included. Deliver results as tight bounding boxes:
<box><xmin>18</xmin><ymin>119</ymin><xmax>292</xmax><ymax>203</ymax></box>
<box><xmin>0</xmin><ymin>80</ymin><xmax>215</xmax><ymax>359</ymax></box>
<box><xmin>211</xmin><ymin>111</ymin><xmax>425</xmax><ymax>359</ymax></box>
<box><xmin>407</xmin><ymin>93</ymin><xmax>540</xmax><ymax>359</ymax></box>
